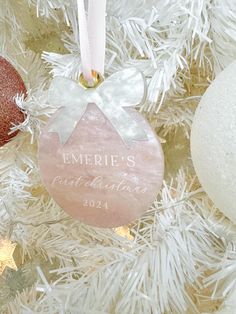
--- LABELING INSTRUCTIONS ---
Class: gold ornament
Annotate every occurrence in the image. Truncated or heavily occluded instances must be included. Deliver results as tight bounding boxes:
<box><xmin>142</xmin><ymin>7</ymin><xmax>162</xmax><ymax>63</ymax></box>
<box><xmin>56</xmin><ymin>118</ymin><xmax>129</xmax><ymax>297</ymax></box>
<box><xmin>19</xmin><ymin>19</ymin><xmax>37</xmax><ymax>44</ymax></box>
<box><xmin>0</xmin><ymin>239</ymin><xmax>17</xmax><ymax>275</ymax></box>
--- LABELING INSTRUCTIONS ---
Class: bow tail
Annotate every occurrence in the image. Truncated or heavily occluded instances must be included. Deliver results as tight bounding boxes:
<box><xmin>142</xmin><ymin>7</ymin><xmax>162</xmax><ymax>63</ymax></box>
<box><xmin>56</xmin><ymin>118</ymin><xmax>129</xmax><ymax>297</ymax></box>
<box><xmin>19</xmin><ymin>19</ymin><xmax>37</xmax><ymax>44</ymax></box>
<box><xmin>48</xmin><ymin>105</ymin><xmax>88</xmax><ymax>145</ymax></box>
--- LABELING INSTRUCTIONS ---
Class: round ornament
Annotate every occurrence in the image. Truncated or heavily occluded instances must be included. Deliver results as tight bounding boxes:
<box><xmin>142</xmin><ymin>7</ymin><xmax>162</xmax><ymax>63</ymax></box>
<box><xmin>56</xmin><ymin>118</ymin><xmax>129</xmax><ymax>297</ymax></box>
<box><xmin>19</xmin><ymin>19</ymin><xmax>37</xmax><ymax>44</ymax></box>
<box><xmin>191</xmin><ymin>61</ymin><xmax>236</xmax><ymax>223</ymax></box>
<box><xmin>0</xmin><ymin>56</ymin><xmax>26</xmax><ymax>147</ymax></box>
<box><xmin>39</xmin><ymin>69</ymin><xmax>164</xmax><ymax>228</ymax></box>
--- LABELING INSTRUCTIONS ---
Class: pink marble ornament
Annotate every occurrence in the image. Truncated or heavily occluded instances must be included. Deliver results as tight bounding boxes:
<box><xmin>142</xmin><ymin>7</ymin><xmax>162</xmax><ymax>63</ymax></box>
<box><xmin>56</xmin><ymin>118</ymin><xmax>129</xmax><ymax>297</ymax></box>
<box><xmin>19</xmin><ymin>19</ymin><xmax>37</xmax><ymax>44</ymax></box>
<box><xmin>39</xmin><ymin>103</ymin><xmax>164</xmax><ymax>228</ymax></box>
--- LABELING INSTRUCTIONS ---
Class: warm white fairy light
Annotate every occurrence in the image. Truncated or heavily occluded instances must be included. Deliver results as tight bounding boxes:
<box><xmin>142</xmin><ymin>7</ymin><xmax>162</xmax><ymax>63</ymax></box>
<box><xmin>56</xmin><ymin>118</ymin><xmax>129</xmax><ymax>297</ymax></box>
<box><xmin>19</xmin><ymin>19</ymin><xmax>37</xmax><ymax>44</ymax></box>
<box><xmin>0</xmin><ymin>239</ymin><xmax>17</xmax><ymax>275</ymax></box>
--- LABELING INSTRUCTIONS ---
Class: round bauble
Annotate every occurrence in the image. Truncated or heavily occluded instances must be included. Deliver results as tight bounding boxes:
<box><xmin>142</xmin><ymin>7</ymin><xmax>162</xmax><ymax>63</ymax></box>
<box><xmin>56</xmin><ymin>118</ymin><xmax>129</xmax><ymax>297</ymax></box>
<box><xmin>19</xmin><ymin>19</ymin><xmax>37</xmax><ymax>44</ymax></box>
<box><xmin>0</xmin><ymin>56</ymin><xmax>26</xmax><ymax>147</ymax></box>
<box><xmin>39</xmin><ymin>104</ymin><xmax>164</xmax><ymax>228</ymax></box>
<box><xmin>191</xmin><ymin>61</ymin><xmax>236</xmax><ymax>223</ymax></box>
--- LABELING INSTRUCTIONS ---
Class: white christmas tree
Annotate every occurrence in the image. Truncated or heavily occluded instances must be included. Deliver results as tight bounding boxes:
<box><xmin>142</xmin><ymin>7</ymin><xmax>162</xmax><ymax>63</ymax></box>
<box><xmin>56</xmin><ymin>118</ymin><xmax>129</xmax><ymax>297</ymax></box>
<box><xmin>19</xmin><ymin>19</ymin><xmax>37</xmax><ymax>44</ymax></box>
<box><xmin>0</xmin><ymin>0</ymin><xmax>236</xmax><ymax>313</ymax></box>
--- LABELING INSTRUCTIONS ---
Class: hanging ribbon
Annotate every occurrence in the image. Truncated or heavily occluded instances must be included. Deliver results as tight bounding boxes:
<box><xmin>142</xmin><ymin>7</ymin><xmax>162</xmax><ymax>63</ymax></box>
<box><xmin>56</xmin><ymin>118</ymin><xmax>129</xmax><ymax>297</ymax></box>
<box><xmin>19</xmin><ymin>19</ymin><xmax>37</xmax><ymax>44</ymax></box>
<box><xmin>47</xmin><ymin>1</ymin><xmax>149</xmax><ymax>146</ymax></box>
<box><xmin>77</xmin><ymin>0</ymin><xmax>106</xmax><ymax>83</ymax></box>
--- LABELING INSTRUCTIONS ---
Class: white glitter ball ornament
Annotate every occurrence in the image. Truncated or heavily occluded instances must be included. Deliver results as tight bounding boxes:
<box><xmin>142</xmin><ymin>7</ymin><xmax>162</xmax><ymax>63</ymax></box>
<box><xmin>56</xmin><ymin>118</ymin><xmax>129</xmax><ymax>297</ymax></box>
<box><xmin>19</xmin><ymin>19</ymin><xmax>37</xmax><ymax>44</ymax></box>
<box><xmin>191</xmin><ymin>61</ymin><xmax>236</xmax><ymax>223</ymax></box>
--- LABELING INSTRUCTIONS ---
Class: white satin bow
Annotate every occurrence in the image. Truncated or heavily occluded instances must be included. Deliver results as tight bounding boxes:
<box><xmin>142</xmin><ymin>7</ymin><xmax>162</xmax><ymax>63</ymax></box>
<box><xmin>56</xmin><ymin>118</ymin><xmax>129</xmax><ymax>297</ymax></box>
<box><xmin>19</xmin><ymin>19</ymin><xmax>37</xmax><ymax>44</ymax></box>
<box><xmin>47</xmin><ymin>68</ymin><xmax>148</xmax><ymax>146</ymax></box>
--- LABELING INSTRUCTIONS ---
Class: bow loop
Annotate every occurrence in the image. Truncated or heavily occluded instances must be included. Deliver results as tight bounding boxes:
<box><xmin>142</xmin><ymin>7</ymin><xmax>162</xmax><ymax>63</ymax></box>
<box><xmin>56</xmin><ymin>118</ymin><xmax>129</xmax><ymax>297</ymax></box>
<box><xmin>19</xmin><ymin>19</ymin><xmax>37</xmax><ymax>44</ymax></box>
<box><xmin>48</xmin><ymin>76</ymin><xmax>84</xmax><ymax>107</ymax></box>
<box><xmin>97</xmin><ymin>68</ymin><xmax>147</xmax><ymax>108</ymax></box>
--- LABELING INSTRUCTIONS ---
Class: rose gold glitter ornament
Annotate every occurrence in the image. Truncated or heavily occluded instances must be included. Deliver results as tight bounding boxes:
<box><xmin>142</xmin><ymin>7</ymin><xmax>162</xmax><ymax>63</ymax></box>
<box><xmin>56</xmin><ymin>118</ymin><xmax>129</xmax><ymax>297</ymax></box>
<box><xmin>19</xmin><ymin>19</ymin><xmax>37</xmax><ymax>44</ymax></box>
<box><xmin>0</xmin><ymin>57</ymin><xmax>26</xmax><ymax>147</ymax></box>
<box><xmin>39</xmin><ymin>69</ymin><xmax>164</xmax><ymax>228</ymax></box>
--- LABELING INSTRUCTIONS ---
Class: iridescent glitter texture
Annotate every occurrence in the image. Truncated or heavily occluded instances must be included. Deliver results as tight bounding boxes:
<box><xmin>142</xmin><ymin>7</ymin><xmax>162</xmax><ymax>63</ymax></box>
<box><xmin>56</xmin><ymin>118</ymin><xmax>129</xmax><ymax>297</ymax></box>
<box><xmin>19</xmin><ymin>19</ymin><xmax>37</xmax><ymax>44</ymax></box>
<box><xmin>0</xmin><ymin>56</ymin><xmax>26</xmax><ymax>147</ymax></box>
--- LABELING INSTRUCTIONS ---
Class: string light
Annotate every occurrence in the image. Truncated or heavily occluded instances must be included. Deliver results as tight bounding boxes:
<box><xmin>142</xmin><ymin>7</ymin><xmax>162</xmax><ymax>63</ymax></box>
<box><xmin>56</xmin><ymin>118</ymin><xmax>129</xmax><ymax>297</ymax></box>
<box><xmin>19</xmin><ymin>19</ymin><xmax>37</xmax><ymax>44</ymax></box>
<box><xmin>0</xmin><ymin>238</ymin><xmax>17</xmax><ymax>275</ymax></box>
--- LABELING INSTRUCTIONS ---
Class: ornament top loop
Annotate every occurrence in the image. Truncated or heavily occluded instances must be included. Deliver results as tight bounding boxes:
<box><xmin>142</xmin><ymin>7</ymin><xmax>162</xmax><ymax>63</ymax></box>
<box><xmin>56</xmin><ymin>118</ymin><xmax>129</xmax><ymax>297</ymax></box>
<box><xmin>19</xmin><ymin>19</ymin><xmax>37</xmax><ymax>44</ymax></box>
<box><xmin>79</xmin><ymin>70</ymin><xmax>104</xmax><ymax>89</ymax></box>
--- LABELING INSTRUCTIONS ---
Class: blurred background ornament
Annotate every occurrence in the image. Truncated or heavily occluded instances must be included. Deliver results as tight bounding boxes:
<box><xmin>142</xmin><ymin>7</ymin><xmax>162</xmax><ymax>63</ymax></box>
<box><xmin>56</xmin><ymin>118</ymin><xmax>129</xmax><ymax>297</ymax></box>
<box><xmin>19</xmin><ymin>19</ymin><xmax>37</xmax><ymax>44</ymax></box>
<box><xmin>0</xmin><ymin>56</ymin><xmax>26</xmax><ymax>147</ymax></box>
<box><xmin>191</xmin><ymin>61</ymin><xmax>236</xmax><ymax>223</ymax></box>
